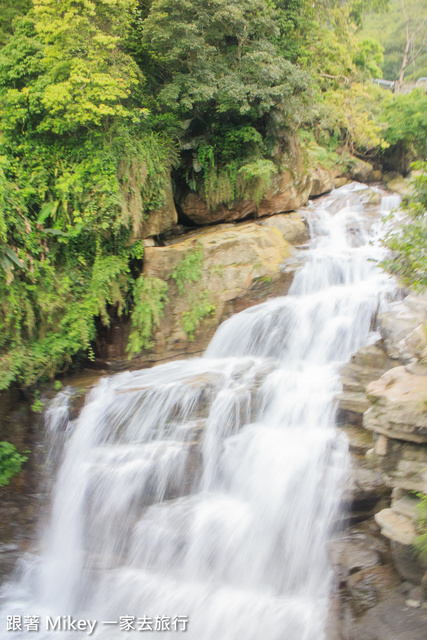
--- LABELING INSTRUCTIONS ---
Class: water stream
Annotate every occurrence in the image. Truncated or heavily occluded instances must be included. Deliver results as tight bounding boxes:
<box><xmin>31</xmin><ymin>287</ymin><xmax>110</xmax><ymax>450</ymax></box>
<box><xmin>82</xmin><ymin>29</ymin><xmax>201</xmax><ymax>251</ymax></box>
<box><xmin>1</xmin><ymin>184</ymin><xmax>399</xmax><ymax>639</ymax></box>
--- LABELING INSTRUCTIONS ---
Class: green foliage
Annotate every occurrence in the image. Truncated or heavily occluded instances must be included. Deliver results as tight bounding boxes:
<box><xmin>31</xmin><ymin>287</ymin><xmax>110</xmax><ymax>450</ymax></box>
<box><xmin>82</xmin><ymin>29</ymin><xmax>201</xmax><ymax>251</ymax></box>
<box><xmin>348</xmin><ymin>0</ymin><xmax>390</xmax><ymax>28</ymax></box>
<box><xmin>171</xmin><ymin>245</ymin><xmax>204</xmax><ymax>294</ymax></box>
<box><xmin>299</xmin><ymin>130</ymin><xmax>344</xmax><ymax>169</ymax></box>
<box><xmin>382</xmin><ymin>162</ymin><xmax>427</xmax><ymax>290</ymax></box>
<box><xmin>31</xmin><ymin>390</ymin><xmax>44</xmax><ymax>413</ymax></box>
<box><xmin>353</xmin><ymin>38</ymin><xmax>384</xmax><ymax>78</ymax></box>
<box><xmin>307</xmin><ymin>83</ymin><xmax>389</xmax><ymax>153</ymax></box>
<box><xmin>142</xmin><ymin>0</ymin><xmax>308</xmax><ymax>206</ymax></box>
<box><xmin>0</xmin><ymin>441</ymin><xmax>28</xmax><ymax>487</ymax></box>
<box><xmin>0</xmin><ymin>1</ymin><xmax>177</xmax><ymax>388</ymax></box>
<box><xmin>30</xmin><ymin>0</ymin><xmax>144</xmax><ymax>133</ymax></box>
<box><xmin>202</xmin><ymin>166</ymin><xmax>237</xmax><ymax>210</ymax></box>
<box><xmin>142</xmin><ymin>0</ymin><xmax>307</xmax><ymax>117</ymax></box>
<box><xmin>293</xmin><ymin>3</ymin><xmax>391</xmax><ymax>156</ymax></box>
<box><xmin>236</xmin><ymin>159</ymin><xmax>278</xmax><ymax>205</ymax></box>
<box><xmin>170</xmin><ymin>245</ymin><xmax>215</xmax><ymax>339</ymax></box>
<box><xmin>360</xmin><ymin>0</ymin><xmax>427</xmax><ymax>81</ymax></box>
<box><xmin>0</xmin><ymin>0</ymin><xmax>31</xmax><ymax>46</ymax></box>
<box><xmin>182</xmin><ymin>291</ymin><xmax>216</xmax><ymax>340</ymax></box>
<box><xmin>127</xmin><ymin>275</ymin><xmax>169</xmax><ymax>354</ymax></box>
<box><xmin>197</xmin><ymin>150</ymin><xmax>276</xmax><ymax>210</ymax></box>
<box><xmin>414</xmin><ymin>491</ymin><xmax>427</xmax><ymax>559</ymax></box>
<box><xmin>381</xmin><ymin>89</ymin><xmax>427</xmax><ymax>158</ymax></box>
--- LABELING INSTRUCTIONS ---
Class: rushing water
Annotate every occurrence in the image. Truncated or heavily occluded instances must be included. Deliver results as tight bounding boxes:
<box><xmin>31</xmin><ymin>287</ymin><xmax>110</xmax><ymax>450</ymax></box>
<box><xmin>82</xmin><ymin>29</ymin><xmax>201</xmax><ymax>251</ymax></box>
<box><xmin>1</xmin><ymin>184</ymin><xmax>399</xmax><ymax>639</ymax></box>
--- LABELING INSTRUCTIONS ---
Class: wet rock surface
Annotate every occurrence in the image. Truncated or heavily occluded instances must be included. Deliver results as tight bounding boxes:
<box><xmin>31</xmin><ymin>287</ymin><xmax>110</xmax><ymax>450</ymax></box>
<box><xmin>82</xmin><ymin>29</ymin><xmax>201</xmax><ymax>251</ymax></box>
<box><xmin>335</xmin><ymin>293</ymin><xmax>427</xmax><ymax>639</ymax></box>
<box><xmin>327</xmin><ymin>520</ymin><xmax>427</xmax><ymax>640</ymax></box>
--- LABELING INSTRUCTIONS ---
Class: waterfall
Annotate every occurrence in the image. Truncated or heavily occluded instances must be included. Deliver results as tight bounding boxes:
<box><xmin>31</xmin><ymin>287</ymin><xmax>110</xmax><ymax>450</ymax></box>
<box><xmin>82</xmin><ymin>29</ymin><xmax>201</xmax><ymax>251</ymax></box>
<box><xmin>0</xmin><ymin>183</ymin><xmax>398</xmax><ymax>639</ymax></box>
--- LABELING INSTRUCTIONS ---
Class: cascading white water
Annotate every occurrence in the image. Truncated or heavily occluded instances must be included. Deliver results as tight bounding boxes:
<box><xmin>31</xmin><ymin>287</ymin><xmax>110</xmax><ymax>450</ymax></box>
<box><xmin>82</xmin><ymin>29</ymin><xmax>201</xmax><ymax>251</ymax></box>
<box><xmin>1</xmin><ymin>183</ymin><xmax>399</xmax><ymax>639</ymax></box>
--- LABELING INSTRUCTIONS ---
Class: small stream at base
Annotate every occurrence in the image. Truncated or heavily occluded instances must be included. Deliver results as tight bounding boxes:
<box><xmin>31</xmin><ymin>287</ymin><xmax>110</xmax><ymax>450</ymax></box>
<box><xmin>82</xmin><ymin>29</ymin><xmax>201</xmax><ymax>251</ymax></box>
<box><xmin>0</xmin><ymin>184</ymin><xmax>399</xmax><ymax>639</ymax></box>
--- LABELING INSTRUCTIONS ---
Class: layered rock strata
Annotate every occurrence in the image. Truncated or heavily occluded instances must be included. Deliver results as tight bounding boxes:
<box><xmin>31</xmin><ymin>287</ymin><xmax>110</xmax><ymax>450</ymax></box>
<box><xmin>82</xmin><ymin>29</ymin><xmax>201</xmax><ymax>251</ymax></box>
<box><xmin>332</xmin><ymin>295</ymin><xmax>427</xmax><ymax>639</ymax></box>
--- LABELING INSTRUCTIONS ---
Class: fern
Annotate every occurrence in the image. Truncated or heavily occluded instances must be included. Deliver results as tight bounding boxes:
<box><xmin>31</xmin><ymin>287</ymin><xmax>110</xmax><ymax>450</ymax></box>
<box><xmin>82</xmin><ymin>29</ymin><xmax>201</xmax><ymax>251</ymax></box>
<box><xmin>171</xmin><ymin>244</ymin><xmax>204</xmax><ymax>294</ymax></box>
<box><xmin>0</xmin><ymin>442</ymin><xmax>27</xmax><ymax>487</ymax></box>
<box><xmin>127</xmin><ymin>275</ymin><xmax>169</xmax><ymax>354</ymax></box>
<box><xmin>182</xmin><ymin>291</ymin><xmax>216</xmax><ymax>341</ymax></box>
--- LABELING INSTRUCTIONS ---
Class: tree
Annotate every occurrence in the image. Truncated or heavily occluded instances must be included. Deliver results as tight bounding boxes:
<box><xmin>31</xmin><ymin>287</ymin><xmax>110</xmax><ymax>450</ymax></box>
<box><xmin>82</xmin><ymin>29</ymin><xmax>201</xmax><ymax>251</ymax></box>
<box><xmin>396</xmin><ymin>0</ymin><xmax>427</xmax><ymax>91</ymax></box>
<box><xmin>142</xmin><ymin>0</ymin><xmax>307</xmax><ymax>118</ymax></box>
<box><xmin>141</xmin><ymin>0</ymin><xmax>308</xmax><ymax>208</ymax></box>
<box><xmin>30</xmin><ymin>0</ymin><xmax>143</xmax><ymax>133</ymax></box>
<box><xmin>0</xmin><ymin>0</ymin><xmax>31</xmax><ymax>46</ymax></box>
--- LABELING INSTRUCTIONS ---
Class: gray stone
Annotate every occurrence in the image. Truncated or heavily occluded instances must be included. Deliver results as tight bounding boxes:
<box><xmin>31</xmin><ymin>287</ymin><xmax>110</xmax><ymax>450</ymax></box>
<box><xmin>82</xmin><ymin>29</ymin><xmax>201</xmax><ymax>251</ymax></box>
<box><xmin>365</xmin><ymin>367</ymin><xmax>427</xmax><ymax>444</ymax></box>
<box><xmin>337</xmin><ymin>391</ymin><xmax>371</xmax><ymax>415</ymax></box>
<box><xmin>257</xmin><ymin>212</ymin><xmax>309</xmax><ymax>245</ymax></box>
<box><xmin>378</xmin><ymin>296</ymin><xmax>427</xmax><ymax>362</ymax></box>
<box><xmin>375</xmin><ymin>508</ymin><xmax>417</xmax><ymax>546</ymax></box>
<box><xmin>310</xmin><ymin>166</ymin><xmax>334</xmax><ymax>197</ymax></box>
<box><xmin>349</xmin><ymin>159</ymin><xmax>376</xmax><ymax>183</ymax></box>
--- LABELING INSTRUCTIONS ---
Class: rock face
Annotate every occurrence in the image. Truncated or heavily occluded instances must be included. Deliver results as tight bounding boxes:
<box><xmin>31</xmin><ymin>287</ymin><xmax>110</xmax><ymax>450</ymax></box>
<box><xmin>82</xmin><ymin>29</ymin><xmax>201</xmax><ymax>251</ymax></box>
<box><xmin>134</xmin><ymin>176</ymin><xmax>178</xmax><ymax>238</ymax></box>
<box><xmin>96</xmin><ymin>214</ymin><xmax>309</xmax><ymax>366</ymax></box>
<box><xmin>348</xmin><ymin>159</ymin><xmax>376</xmax><ymax>183</ymax></box>
<box><xmin>180</xmin><ymin>169</ymin><xmax>313</xmax><ymax>225</ymax></box>
<box><xmin>310</xmin><ymin>166</ymin><xmax>335</xmax><ymax>197</ymax></box>
<box><xmin>138</xmin><ymin>221</ymin><xmax>293</xmax><ymax>360</ymax></box>
<box><xmin>257</xmin><ymin>212</ymin><xmax>309</xmax><ymax>244</ymax></box>
<box><xmin>339</xmin><ymin>295</ymin><xmax>427</xmax><ymax>593</ymax></box>
<box><xmin>337</xmin><ymin>343</ymin><xmax>397</xmax><ymax>425</ymax></box>
<box><xmin>180</xmin><ymin>194</ymin><xmax>256</xmax><ymax>225</ymax></box>
<box><xmin>256</xmin><ymin>168</ymin><xmax>312</xmax><ymax>217</ymax></box>
<box><xmin>327</xmin><ymin>519</ymin><xmax>427</xmax><ymax>640</ymax></box>
<box><xmin>365</xmin><ymin>367</ymin><xmax>427</xmax><ymax>444</ymax></box>
<box><xmin>364</xmin><ymin>360</ymin><xmax>427</xmax><ymax>584</ymax></box>
<box><xmin>378</xmin><ymin>296</ymin><xmax>427</xmax><ymax>363</ymax></box>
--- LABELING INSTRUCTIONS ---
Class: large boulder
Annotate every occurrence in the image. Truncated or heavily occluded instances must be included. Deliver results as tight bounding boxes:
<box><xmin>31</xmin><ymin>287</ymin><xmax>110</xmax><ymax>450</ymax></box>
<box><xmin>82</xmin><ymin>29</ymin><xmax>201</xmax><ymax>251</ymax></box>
<box><xmin>142</xmin><ymin>222</ymin><xmax>292</xmax><ymax>354</ymax></box>
<box><xmin>378</xmin><ymin>295</ymin><xmax>427</xmax><ymax>363</ymax></box>
<box><xmin>348</xmin><ymin>159</ymin><xmax>376</xmax><ymax>183</ymax></box>
<box><xmin>387</xmin><ymin>177</ymin><xmax>410</xmax><ymax>197</ymax></box>
<box><xmin>180</xmin><ymin>170</ymin><xmax>312</xmax><ymax>226</ymax></box>
<box><xmin>364</xmin><ymin>366</ymin><xmax>427</xmax><ymax>444</ymax></box>
<box><xmin>256</xmin><ymin>169</ymin><xmax>312</xmax><ymax>218</ymax></box>
<box><xmin>180</xmin><ymin>194</ymin><xmax>256</xmax><ymax>226</ymax></box>
<box><xmin>375</xmin><ymin>505</ymin><xmax>427</xmax><ymax>584</ymax></box>
<box><xmin>337</xmin><ymin>343</ymin><xmax>397</xmax><ymax>424</ymax></box>
<box><xmin>310</xmin><ymin>166</ymin><xmax>335</xmax><ymax>198</ymax></box>
<box><xmin>257</xmin><ymin>212</ymin><xmax>309</xmax><ymax>245</ymax></box>
<box><xmin>181</xmin><ymin>135</ymin><xmax>313</xmax><ymax>225</ymax></box>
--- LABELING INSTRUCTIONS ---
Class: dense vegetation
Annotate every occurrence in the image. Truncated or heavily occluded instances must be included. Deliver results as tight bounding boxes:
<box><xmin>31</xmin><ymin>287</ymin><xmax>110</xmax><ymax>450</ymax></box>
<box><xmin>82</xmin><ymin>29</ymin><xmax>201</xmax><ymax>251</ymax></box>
<box><xmin>361</xmin><ymin>0</ymin><xmax>427</xmax><ymax>82</ymax></box>
<box><xmin>383</xmin><ymin>161</ymin><xmax>427</xmax><ymax>290</ymax></box>
<box><xmin>0</xmin><ymin>441</ymin><xmax>27</xmax><ymax>487</ymax></box>
<box><xmin>0</xmin><ymin>0</ymin><xmax>426</xmax><ymax>394</ymax></box>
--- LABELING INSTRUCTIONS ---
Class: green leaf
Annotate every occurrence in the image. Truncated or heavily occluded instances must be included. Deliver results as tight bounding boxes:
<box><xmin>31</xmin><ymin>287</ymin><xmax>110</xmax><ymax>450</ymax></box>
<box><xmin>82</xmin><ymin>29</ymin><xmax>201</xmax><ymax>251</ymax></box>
<box><xmin>37</xmin><ymin>200</ymin><xmax>58</xmax><ymax>223</ymax></box>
